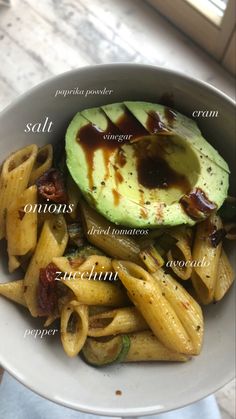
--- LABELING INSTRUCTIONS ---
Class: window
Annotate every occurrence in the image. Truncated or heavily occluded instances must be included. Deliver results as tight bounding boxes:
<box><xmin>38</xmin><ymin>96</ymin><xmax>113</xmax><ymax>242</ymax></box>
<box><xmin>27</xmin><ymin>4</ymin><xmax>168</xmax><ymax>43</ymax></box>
<box><xmin>146</xmin><ymin>0</ymin><xmax>236</xmax><ymax>75</ymax></box>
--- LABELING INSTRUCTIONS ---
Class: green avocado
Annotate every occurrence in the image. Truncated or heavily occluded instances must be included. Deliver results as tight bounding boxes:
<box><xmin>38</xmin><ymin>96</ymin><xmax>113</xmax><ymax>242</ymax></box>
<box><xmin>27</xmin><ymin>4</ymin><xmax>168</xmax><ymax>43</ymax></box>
<box><xmin>65</xmin><ymin>102</ymin><xmax>229</xmax><ymax>228</ymax></box>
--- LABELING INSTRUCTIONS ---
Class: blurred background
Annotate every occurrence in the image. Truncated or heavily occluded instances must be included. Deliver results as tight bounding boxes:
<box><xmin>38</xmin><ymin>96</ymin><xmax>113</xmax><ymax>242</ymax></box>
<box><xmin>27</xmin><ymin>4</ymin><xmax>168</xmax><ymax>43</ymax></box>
<box><xmin>0</xmin><ymin>0</ymin><xmax>235</xmax><ymax>111</ymax></box>
<box><xmin>0</xmin><ymin>0</ymin><xmax>235</xmax><ymax>418</ymax></box>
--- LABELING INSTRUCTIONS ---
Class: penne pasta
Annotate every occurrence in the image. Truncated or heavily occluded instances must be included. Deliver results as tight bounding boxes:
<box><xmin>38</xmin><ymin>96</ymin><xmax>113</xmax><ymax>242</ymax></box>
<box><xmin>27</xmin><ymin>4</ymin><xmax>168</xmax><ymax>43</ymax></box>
<box><xmin>0</xmin><ymin>137</ymin><xmax>234</xmax><ymax>366</ymax></box>
<box><xmin>67</xmin><ymin>175</ymin><xmax>81</xmax><ymax>219</ymax></box>
<box><xmin>191</xmin><ymin>214</ymin><xmax>223</xmax><ymax>304</ymax></box>
<box><xmin>53</xmin><ymin>255</ymin><xmax>113</xmax><ymax>276</ymax></box>
<box><xmin>0</xmin><ymin>279</ymin><xmax>27</xmax><ymax>307</ymax></box>
<box><xmin>139</xmin><ymin>245</ymin><xmax>164</xmax><ymax>272</ymax></box>
<box><xmin>88</xmin><ymin>307</ymin><xmax>148</xmax><ymax>337</ymax></box>
<box><xmin>113</xmin><ymin>260</ymin><xmax>193</xmax><ymax>354</ymax></box>
<box><xmin>125</xmin><ymin>331</ymin><xmax>189</xmax><ymax>362</ymax></box>
<box><xmin>0</xmin><ymin>144</ymin><xmax>38</xmax><ymax>239</ymax></box>
<box><xmin>24</xmin><ymin>214</ymin><xmax>68</xmax><ymax>317</ymax></box>
<box><xmin>6</xmin><ymin>185</ymin><xmax>38</xmax><ymax>272</ymax></box>
<box><xmin>82</xmin><ymin>331</ymin><xmax>189</xmax><ymax>365</ymax></box>
<box><xmin>60</xmin><ymin>278</ymin><xmax>128</xmax><ymax>307</ymax></box>
<box><xmin>61</xmin><ymin>300</ymin><xmax>88</xmax><ymax>357</ymax></box>
<box><xmin>153</xmin><ymin>269</ymin><xmax>204</xmax><ymax>355</ymax></box>
<box><xmin>166</xmin><ymin>227</ymin><xmax>192</xmax><ymax>280</ymax></box>
<box><xmin>8</xmin><ymin>255</ymin><xmax>20</xmax><ymax>273</ymax></box>
<box><xmin>81</xmin><ymin>201</ymin><xmax>141</xmax><ymax>262</ymax></box>
<box><xmin>214</xmin><ymin>249</ymin><xmax>235</xmax><ymax>301</ymax></box>
<box><xmin>29</xmin><ymin>144</ymin><xmax>53</xmax><ymax>185</ymax></box>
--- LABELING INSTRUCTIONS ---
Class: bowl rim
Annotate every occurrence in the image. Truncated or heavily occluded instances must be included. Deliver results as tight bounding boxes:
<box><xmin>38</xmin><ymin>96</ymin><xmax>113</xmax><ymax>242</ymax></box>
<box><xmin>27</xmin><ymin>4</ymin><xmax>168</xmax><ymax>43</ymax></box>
<box><xmin>0</xmin><ymin>63</ymin><xmax>235</xmax><ymax>416</ymax></box>
<box><xmin>0</xmin><ymin>63</ymin><xmax>235</xmax><ymax>120</ymax></box>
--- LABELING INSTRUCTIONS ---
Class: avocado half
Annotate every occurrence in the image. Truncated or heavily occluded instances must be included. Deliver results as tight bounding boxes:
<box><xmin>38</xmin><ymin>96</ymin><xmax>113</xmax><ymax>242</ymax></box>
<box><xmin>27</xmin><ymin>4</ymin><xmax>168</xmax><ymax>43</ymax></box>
<box><xmin>65</xmin><ymin>101</ymin><xmax>229</xmax><ymax>228</ymax></box>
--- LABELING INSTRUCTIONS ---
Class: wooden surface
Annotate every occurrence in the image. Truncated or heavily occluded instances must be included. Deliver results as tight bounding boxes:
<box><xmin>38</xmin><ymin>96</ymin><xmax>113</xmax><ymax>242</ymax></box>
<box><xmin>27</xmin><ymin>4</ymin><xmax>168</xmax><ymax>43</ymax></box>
<box><xmin>0</xmin><ymin>0</ymin><xmax>235</xmax><ymax>417</ymax></box>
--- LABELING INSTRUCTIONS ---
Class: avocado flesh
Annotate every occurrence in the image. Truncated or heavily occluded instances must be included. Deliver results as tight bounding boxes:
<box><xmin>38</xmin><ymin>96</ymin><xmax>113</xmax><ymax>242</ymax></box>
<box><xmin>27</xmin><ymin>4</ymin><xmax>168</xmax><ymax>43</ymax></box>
<box><xmin>66</xmin><ymin>102</ymin><xmax>229</xmax><ymax>228</ymax></box>
<box><xmin>124</xmin><ymin>101</ymin><xmax>229</xmax><ymax>174</ymax></box>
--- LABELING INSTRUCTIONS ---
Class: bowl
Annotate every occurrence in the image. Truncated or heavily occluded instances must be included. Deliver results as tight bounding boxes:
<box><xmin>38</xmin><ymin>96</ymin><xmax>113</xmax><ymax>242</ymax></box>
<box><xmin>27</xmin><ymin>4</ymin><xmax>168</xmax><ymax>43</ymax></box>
<box><xmin>0</xmin><ymin>64</ymin><xmax>235</xmax><ymax>416</ymax></box>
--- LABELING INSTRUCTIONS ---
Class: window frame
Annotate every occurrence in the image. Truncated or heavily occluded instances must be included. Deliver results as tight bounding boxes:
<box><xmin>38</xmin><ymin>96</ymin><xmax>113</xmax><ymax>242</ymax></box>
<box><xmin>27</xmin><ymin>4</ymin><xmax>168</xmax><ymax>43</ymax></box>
<box><xmin>146</xmin><ymin>0</ymin><xmax>235</xmax><ymax>71</ymax></box>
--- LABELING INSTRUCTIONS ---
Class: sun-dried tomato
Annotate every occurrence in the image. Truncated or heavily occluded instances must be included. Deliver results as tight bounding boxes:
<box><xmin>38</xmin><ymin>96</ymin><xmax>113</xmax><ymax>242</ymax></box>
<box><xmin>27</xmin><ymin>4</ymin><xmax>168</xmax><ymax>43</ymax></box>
<box><xmin>38</xmin><ymin>263</ymin><xmax>58</xmax><ymax>316</ymax></box>
<box><xmin>36</xmin><ymin>168</ymin><xmax>68</xmax><ymax>203</ymax></box>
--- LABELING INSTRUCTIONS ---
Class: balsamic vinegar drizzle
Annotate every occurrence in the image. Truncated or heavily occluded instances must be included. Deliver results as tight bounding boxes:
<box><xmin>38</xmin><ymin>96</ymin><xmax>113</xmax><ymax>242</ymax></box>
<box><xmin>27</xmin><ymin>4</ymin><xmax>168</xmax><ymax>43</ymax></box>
<box><xmin>77</xmin><ymin>105</ymin><xmax>212</xmax><ymax>217</ymax></box>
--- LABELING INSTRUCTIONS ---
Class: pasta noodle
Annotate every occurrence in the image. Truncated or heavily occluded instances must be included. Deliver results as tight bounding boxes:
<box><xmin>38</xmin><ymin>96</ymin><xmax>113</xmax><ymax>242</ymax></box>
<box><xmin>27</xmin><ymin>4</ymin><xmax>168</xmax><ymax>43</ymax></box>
<box><xmin>166</xmin><ymin>227</ymin><xmax>192</xmax><ymax>280</ymax></box>
<box><xmin>191</xmin><ymin>214</ymin><xmax>222</xmax><ymax>304</ymax></box>
<box><xmin>0</xmin><ymin>144</ymin><xmax>38</xmax><ymax>239</ymax></box>
<box><xmin>0</xmin><ymin>141</ymin><xmax>234</xmax><ymax>364</ymax></box>
<box><xmin>214</xmin><ymin>250</ymin><xmax>234</xmax><ymax>301</ymax></box>
<box><xmin>53</xmin><ymin>255</ymin><xmax>113</xmax><ymax>276</ymax></box>
<box><xmin>8</xmin><ymin>255</ymin><xmax>20</xmax><ymax>273</ymax></box>
<box><xmin>60</xmin><ymin>277</ymin><xmax>128</xmax><ymax>307</ymax></box>
<box><xmin>67</xmin><ymin>175</ymin><xmax>81</xmax><ymax>219</ymax></box>
<box><xmin>24</xmin><ymin>214</ymin><xmax>68</xmax><ymax>316</ymax></box>
<box><xmin>81</xmin><ymin>201</ymin><xmax>141</xmax><ymax>262</ymax></box>
<box><xmin>88</xmin><ymin>307</ymin><xmax>148</xmax><ymax>337</ymax></box>
<box><xmin>112</xmin><ymin>260</ymin><xmax>193</xmax><ymax>354</ymax></box>
<box><xmin>83</xmin><ymin>331</ymin><xmax>189</xmax><ymax>364</ymax></box>
<box><xmin>152</xmin><ymin>269</ymin><xmax>204</xmax><ymax>355</ymax></box>
<box><xmin>0</xmin><ymin>279</ymin><xmax>26</xmax><ymax>307</ymax></box>
<box><xmin>61</xmin><ymin>300</ymin><xmax>88</xmax><ymax>357</ymax></box>
<box><xmin>29</xmin><ymin>144</ymin><xmax>53</xmax><ymax>185</ymax></box>
<box><xmin>6</xmin><ymin>185</ymin><xmax>37</xmax><ymax>272</ymax></box>
<box><xmin>125</xmin><ymin>331</ymin><xmax>189</xmax><ymax>362</ymax></box>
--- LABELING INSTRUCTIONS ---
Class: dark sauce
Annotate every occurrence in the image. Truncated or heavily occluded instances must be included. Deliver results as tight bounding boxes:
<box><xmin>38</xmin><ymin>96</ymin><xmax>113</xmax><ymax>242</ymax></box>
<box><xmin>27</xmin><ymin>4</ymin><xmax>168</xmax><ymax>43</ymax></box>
<box><xmin>146</xmin><ymin>111</ymin><xmax>170</xmax><ymax>134</ymax></box>
<box><xmin>112</xmin><ymin>188</ymin><xmax>120</xmax><ymax>206</ymax></box>
<box><xmin>114</xmin><ymin>168</ymin><xmax>124</xmax><ymax>184</ymax></box>
<box><xmin>115</xmin><ymin>149</ymin><xmax>127</xmax><ymax>167</ymax></box>
<box><xmin>78</xmin><ymin>118</ymin><xmax>121</xmax><ymax>189</ymax></box>
<box><xmin>165</xmin><ymin>108</ymin><xmax>177</xmax><ymax>127</ymax></box>
<box><xmin>180</xmin><ymin>188</ymin><xmax>217</xmax><ymax>220</ymax></box>
<box><xmin>116</xmin><ymin>108</ymin><xmax>148</xmax><ymax>140</ymax></box>
<box><xmin>137</xmin><ymin>154</ymin><xmax>190</xmax><ymax>192</ymax></box>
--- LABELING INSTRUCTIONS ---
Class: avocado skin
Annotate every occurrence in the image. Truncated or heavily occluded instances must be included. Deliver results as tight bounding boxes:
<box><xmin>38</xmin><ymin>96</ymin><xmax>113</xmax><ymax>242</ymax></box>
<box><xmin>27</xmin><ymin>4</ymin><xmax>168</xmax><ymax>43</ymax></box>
<box><xmin>66</xmin><ymin>102</ymin><xmax>229</xmax><ymax>228</ymax></box>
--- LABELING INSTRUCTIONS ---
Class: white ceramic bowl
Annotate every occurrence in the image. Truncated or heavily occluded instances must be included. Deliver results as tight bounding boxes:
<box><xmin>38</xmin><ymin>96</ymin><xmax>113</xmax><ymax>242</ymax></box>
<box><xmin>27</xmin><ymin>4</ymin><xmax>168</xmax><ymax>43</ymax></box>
<box><xmin>0</xmin><ymin>64</ymin><xmax>235</xmax><ymax>416</ymax></box>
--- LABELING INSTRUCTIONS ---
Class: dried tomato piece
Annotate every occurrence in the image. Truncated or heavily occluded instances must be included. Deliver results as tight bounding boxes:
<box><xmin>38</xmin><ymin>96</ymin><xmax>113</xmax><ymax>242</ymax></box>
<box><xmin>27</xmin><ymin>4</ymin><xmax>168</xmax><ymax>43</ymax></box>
<box><xmin>36</xmin><ymin>168</ymin><xmax>68</xmax><ymax>203</ymax></box>
<box><xmin>38</xmin><ymin>263</ymin><xmax>59</xmax><ymax>316</ymax></box>
<box><xmin>180</xmin><ymin>188</ymin><xmax>217</xmax><ymax>220</ymax></box>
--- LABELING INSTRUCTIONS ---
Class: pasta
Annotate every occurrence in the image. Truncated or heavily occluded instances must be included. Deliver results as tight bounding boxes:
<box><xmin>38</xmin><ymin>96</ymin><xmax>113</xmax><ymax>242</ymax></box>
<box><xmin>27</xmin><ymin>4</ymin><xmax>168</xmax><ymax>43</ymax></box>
<box><xmin>125</xmin><ymin>331</ymin><xmax>189</xmax><ymax>362</ymax></box>
<box><xmin>0</xmin><ymin>138</ymin><xmax>234</xmax><ymax>365</ymax></box>
<box><xmin>88</xmin><ymin>307</ymin><xmax>148</xmax><ymax>337</ymax></box>
<box><xmin>6</xmin><ymin>185</ymin><xmax>37</xmax><ymax>272</ymax></box>
<box><xmin>112</xmin><ymin>260</ymin><xmax>193</xmax><ymax>354</ymax></box>
<box><xmin>152</xmin><ymin>269</ymin><xmax>204</xmax><ymax>355</ymax></box>
<box><xmin>59</xmin><ymin>277</ymin><xmax>128</xmax><ymax>307</ymax></box>
<box><xmin>67</xmin><ymin>175</ymin><xmax>81</xmax><ymax>220</ymax></box>
<box><xmin>191</xmin><ymin>214</ymin><xmax>223</xmax><ymax>304</ymax></box>
<box><xmin>61</xmin><ymin>300</ymin><xmax>88</xmax><ymax>357</ymax></box>
<box><xmin>214</xmin><ymin>250</ymin><xmax>234</xmax><ymax>301</ymax></box>
<box><xmin>0</xmin><ymin>144</ymin><xmax>38</xmax><ymax>239</ymax></box>
<box><xmin>24</xmin><ymin>214</ymin><xmax>68</xmax><ymax>316</ymax></box>
<box><xmin>29</xmin><ymin>144</ymin><xmax>53</xmax><ymax>185</ymax></box>
<box><xmin>83</xmin><ymin>331</ymin><xmax>189</xmax><ymax>365</ymax></box>
<box><xmin>0</xmin><ymin>279</ymin><xmax>26</xmax><ymax>307</ymax></box>
<box><xmin>166</xmin><ymin>227</ymin><xmax>193</xmax><ymax>280</ymax></box>
<box><xmin>53</xmin><ymin>255</ymin><xmax>113</xmax><ymax>277</ymax></box>
<box><xmin>81</xmin><ymin>201</ymin><xmax>141</xmax><ymax>262</ymax></box>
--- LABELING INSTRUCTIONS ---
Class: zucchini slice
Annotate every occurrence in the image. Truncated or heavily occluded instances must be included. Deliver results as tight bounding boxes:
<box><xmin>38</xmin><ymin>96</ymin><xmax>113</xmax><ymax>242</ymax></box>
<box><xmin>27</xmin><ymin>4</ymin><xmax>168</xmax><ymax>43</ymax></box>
<box><xmin>82</xmin><ymin>335</ymin><xmax>130</xmax><ymax>367</ymax></box>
